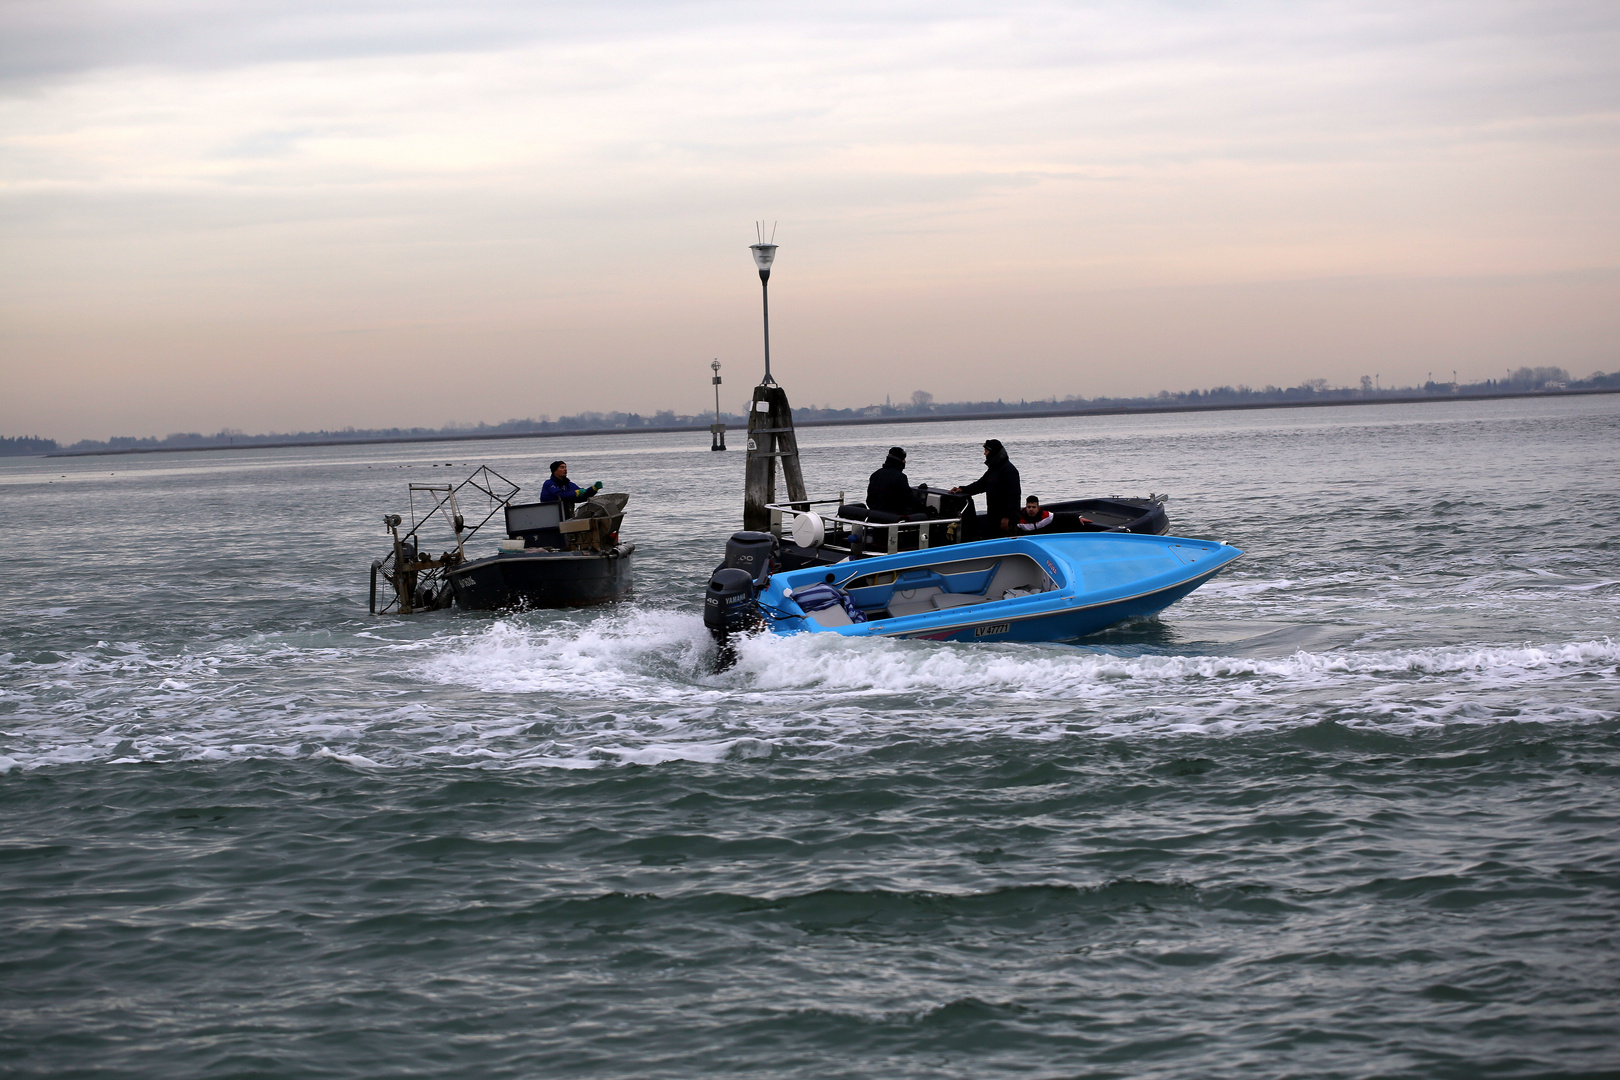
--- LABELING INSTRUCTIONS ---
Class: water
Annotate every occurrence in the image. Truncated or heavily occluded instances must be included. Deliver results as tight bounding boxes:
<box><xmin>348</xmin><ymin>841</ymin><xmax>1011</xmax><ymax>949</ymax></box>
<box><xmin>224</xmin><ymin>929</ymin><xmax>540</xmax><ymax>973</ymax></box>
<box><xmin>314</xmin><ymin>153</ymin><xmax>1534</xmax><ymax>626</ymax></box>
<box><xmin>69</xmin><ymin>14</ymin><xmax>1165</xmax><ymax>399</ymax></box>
<box><xmin>2</xmin><ymin>396</ymin><xmax>1617</xmax><ymax>1078</ymax></box>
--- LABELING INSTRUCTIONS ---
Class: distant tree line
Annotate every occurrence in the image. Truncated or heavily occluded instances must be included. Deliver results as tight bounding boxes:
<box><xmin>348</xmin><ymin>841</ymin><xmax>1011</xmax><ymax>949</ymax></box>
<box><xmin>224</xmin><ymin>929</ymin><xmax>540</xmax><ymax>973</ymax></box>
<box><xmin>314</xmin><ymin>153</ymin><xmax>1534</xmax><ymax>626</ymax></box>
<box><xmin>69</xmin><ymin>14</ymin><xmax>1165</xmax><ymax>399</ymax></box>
<box><xmin>44</xmin><ymin>410</ymin><xmax>751</xmax><ymax>455</ymax></box>
<box><xmin>11</xmin><ymin>366</ymin><xmax>1618</xmax><ymax>456</ymax></box>
<box><xmin>787</xmin><ymin>367</ymin><xmax>1618</xmax><ymax>422</ymax></box>
<box><xmin>0</xmin><ymin>435</ymin><xmax>58</xmax><ymax>456</ymax></box>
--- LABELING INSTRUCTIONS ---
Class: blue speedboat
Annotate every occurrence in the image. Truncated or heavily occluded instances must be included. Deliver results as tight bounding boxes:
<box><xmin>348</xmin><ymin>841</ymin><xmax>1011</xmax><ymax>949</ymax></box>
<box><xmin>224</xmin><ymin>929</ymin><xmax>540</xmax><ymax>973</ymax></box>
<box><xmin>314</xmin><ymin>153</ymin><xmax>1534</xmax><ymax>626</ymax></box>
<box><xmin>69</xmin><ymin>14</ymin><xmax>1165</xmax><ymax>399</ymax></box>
<box><xmin>704</xmin><ymin>531</ymin><xmax>1241</xmax><ymax>648</ymax></box>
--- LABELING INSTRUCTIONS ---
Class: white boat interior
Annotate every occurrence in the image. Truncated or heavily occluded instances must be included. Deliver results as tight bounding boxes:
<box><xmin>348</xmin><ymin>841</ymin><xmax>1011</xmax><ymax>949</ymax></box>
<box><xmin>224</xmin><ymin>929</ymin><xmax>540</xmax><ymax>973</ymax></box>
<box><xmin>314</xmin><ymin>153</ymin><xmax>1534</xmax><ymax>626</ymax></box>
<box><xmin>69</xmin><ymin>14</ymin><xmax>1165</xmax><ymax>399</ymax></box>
<box><xmin>799</xmin><ymin>554</ymin><xmax>1057</xmax><ymax>628</ymax></box>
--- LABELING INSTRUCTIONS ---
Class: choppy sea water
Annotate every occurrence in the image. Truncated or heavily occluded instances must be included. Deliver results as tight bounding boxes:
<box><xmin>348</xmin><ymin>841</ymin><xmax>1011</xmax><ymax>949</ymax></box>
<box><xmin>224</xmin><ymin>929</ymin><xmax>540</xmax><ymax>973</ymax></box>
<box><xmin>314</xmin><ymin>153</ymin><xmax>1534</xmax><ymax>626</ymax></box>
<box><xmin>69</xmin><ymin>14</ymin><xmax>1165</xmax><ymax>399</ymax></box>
<box><xmin>2</xmin><ymin>396</ymin><xmax>1618</xmax><ymax>1079</ymax></box>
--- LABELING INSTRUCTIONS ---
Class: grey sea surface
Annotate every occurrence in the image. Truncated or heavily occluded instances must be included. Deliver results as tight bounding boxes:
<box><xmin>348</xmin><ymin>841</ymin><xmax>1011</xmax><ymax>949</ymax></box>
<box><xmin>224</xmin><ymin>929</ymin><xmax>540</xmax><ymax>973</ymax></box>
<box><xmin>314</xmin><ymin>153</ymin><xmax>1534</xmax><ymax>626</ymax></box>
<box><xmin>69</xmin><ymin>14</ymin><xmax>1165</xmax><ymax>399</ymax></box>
<box><xmin>2</xmin><ymin>396</ymin><xmax>1617</xmax><ymax>1078</ymax></box>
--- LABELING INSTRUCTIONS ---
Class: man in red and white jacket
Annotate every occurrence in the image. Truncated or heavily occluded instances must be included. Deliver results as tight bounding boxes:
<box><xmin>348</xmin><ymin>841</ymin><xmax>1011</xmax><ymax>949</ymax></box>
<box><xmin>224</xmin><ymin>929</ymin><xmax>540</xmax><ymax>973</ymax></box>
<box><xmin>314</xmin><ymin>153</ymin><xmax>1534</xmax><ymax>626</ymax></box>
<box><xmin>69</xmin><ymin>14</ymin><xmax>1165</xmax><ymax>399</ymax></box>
<box><xmin>1016</xmin><ymin>495</ymin><xmax>1054</xmax><ymax>532</ymax></box>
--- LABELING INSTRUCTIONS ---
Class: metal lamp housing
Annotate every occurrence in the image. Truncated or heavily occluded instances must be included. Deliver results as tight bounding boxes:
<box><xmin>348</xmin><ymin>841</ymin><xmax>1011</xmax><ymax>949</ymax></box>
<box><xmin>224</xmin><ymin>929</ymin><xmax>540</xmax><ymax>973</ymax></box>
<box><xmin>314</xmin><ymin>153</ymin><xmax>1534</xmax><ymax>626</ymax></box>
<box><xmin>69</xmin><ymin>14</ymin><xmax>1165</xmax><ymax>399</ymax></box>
<box><xmin>749</xmin><ymin>243</ymin><xmax>777</xmax><ymax>283</ymax></box>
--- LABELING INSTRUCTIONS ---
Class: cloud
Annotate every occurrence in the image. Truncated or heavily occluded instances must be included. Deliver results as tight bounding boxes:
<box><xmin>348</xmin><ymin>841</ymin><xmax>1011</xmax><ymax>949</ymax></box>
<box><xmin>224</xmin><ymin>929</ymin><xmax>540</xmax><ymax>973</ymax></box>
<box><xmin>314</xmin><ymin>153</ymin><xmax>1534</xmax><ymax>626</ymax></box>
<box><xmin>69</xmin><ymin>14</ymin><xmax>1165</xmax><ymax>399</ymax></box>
<box><xmin>1</xmin><ymin>0</ymin><xmax>638</xmax><ymax>82</ymax></box>
<box><xmin>1</xmin><ymin>1</ymin><xmax>1617</xmax><ymax>440</ymax></box>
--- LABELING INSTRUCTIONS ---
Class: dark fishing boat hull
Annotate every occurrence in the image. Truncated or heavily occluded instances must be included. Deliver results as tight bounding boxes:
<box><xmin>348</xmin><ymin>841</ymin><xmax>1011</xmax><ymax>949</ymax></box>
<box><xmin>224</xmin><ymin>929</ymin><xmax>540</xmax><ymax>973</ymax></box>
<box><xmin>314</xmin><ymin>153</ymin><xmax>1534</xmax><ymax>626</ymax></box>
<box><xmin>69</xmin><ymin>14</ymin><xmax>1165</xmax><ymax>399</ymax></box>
<box><xmin>1039</xmin><ymin>497</ymin><xmax>1168</xmax><ymax>535</ymax></box>
<box><xmin>446</xmin><ymin>544</ymin><xmax>635</xmax><ymax>610</ymax></box>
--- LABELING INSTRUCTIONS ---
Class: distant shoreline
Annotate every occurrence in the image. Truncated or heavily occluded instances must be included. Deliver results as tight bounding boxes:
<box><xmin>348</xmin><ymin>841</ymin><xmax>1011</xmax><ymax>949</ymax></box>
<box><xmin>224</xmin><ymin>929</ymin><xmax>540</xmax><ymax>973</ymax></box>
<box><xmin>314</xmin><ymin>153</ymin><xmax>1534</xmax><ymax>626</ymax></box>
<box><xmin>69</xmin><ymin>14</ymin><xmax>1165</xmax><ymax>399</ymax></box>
<box><xmin>41</xmin><ymin>386</ymin><xmax>1620</xmax><ymax>459</ymax></box>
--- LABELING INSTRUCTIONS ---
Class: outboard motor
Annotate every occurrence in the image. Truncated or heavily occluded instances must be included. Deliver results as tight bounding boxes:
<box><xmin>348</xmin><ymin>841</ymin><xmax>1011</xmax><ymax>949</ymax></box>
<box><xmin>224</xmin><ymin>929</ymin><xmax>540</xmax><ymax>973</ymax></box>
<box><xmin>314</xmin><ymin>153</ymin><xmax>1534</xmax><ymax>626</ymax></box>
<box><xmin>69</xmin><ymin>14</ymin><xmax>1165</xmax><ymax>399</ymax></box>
<box><xmin>705</xmin><ymin>531</ymin><xmax>776</xmax><ymax>670</ymax></box>
<box><xmin>705</xmin><ymin>567</ymin><xmax>758</xmax><ymax>632</ymax></box>
<box><xmin>723</xmin><ymin>531</ymin><xmax>776</xmax><ymax>586</ymax></box>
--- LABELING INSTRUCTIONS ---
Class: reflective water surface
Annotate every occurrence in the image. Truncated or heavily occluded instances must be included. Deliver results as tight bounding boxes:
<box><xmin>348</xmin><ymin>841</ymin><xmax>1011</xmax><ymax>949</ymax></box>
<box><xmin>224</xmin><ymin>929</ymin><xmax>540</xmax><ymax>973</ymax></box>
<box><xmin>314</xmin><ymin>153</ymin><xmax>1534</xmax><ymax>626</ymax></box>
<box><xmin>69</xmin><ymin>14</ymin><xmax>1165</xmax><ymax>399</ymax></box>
<box><xmin>2</xmin><ymin>396</ymin><xmax>1617</xmax><ymax>1078</ymax></box>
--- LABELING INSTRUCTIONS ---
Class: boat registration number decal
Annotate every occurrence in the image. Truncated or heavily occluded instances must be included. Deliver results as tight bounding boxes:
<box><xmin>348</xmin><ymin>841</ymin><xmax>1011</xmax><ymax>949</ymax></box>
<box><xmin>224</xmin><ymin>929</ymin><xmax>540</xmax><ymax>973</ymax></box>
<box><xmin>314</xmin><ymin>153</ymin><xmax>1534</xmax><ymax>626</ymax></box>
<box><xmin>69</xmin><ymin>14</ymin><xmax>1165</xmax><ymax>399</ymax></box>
<box><xmin>974</xmin><ymin>623</ymin><xmax>1010</xmax><ymax>637</ymax></box>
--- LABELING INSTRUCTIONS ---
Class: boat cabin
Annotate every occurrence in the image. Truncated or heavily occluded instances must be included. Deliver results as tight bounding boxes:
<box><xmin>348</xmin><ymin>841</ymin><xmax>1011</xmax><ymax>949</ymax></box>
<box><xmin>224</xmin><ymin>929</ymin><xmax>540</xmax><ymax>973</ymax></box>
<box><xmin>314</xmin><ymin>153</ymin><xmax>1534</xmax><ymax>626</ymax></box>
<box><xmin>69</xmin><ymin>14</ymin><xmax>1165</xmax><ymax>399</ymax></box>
<box><xmin>505</xmin><ymin>500</ymin><xmax>566</xmax><ymax>548</ymax></box>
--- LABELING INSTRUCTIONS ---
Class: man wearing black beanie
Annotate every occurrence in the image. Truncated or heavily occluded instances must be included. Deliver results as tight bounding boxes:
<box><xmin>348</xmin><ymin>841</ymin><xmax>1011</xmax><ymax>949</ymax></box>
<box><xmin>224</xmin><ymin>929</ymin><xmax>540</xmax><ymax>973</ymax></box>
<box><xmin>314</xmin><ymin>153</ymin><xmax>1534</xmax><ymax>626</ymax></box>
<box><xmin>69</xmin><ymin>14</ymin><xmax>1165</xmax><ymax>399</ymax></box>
<box><xmin>951</xmin><ymin>439</ymin><xmax>1021</xmax><ymax>536</ymax></box>
<box><xmin>866</xmin><ymin>446</ymin><xmax>927</xmax><ymax>516</ymax></box>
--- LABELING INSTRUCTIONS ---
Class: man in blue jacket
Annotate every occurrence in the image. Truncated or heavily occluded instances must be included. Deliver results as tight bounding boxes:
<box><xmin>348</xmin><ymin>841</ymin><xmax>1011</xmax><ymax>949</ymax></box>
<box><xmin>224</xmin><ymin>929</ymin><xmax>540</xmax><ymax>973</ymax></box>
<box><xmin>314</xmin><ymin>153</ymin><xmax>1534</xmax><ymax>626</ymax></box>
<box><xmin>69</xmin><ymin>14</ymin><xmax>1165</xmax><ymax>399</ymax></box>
<box><xmin>539</xmin><ymin>461</ymin><xmax>599</xmax><ymax>511</ymax></box>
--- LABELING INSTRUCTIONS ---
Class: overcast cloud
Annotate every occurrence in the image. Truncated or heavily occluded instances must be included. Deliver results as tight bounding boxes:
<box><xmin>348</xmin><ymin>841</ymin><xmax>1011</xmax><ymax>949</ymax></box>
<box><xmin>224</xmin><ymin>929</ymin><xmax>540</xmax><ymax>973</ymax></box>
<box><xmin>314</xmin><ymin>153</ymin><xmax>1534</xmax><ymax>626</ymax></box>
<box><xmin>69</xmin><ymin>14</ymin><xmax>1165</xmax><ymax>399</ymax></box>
<box><xmin>2</xmin><ymin>1</ymin><xmax>1616</xmax><ymax>440</ymax></box>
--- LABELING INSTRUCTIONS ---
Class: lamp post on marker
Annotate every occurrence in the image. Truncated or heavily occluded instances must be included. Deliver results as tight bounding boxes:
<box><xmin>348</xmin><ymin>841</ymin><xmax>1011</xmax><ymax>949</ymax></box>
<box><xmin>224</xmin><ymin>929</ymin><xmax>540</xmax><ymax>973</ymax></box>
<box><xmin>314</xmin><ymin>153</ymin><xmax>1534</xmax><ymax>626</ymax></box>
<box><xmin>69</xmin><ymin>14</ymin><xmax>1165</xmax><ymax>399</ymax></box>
<box><xmin>710</xmin><ymin>359</ymin><xmax>726</xmax><ymax>451</ymax></box>
<box><xmin>739</xmin><ymin>223</ymin><xmax>806</xmax><ymax>529</ymax></box>
<box><xmin>749</xmin><ymin>228</ymin><xmax>778</xmax><ymax>385</ymax></box>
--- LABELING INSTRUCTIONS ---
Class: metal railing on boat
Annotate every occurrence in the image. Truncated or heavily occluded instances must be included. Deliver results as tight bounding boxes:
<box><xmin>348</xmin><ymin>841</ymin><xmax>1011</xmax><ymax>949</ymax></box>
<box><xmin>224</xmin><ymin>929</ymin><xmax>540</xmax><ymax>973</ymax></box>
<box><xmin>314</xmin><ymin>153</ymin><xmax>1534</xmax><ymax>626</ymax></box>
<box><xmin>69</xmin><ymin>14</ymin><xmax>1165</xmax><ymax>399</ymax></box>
<box><xmin>764</xmin><ymin>497</ymin><xmax>964</xmax><ymax>555</ymax></box>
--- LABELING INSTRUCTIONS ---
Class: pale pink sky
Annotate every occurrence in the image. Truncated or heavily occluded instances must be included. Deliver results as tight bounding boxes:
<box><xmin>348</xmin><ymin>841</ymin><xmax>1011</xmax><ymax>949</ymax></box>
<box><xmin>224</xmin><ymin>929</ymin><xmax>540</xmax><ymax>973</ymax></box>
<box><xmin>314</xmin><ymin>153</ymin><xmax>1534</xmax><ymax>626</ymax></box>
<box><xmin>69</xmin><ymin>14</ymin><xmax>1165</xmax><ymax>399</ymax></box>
<box><xmin>2</xmin><ymin>1</ymin><xmax>1617</xmax><ymax>441</ymax></box>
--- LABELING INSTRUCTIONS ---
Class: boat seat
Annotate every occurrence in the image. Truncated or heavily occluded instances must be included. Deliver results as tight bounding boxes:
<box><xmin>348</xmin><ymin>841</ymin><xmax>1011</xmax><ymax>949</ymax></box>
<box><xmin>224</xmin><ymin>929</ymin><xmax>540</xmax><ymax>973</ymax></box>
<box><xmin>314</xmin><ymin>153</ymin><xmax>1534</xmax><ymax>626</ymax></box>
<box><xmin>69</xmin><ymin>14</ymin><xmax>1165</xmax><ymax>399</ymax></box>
<box><xmin>986</xmin><ymin>557</ymin><xmax>1054</xmax><ymax>596</ymax></box>
<box><xmin>807</xmin><ymin>606</ymin><xmax>854</xmax><ymax>628</ymax></box>
<box><xmin>932</xmin><ymin>592</ymin><xmax>991</xmax><ymax>610</ymax></box>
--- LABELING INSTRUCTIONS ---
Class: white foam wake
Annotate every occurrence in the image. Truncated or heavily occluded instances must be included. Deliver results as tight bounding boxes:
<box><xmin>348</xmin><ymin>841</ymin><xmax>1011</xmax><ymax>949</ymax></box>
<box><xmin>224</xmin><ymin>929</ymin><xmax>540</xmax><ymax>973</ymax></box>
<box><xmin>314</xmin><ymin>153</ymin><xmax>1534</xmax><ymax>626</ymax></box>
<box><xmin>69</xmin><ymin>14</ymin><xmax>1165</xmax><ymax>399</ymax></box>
<box><xmin>415</xmin><ymin>607</ymin><xmax>717</xmax><ymax>698</ymax></box>
<box><xmin>726</xmin><ymin>633</ymin><xmax>1620</xmax><ymax>697</ymax></box>
<box><xmin>1</xmin><ymin>614</ymin><xmax>1615</xmax><ymax>772</ymax></box>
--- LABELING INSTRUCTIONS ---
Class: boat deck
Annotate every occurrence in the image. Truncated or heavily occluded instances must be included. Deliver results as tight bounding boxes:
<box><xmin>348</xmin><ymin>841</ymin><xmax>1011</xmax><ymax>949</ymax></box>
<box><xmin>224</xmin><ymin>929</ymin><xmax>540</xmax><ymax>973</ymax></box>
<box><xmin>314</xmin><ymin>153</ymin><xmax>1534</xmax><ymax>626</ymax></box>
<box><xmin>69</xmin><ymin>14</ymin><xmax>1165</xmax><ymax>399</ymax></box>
<box><xmin>801</xmin><ymin>553</ymin><xmax>1056</xmax><ymax>627</ymax></box>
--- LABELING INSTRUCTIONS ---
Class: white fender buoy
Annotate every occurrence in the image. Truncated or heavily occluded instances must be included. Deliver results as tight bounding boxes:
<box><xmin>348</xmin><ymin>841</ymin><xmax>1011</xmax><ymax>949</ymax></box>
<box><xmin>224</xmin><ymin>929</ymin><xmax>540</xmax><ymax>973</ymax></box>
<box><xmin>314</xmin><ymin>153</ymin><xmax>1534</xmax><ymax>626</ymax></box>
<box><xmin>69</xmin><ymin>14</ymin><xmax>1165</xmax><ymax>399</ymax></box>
<box><xmin>791</xmin><ymin>511</ymin><xmax>825</xmax><ymax>549</ymax></box>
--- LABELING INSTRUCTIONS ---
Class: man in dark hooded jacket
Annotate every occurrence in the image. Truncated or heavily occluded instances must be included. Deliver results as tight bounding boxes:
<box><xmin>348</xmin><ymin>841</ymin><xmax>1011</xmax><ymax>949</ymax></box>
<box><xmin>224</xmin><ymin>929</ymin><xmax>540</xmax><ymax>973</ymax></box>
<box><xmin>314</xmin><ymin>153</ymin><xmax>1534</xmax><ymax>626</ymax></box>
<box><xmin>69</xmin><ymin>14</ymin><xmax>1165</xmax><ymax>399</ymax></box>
<box><xmin>951</xmin><ymin>439</ymin><xmax>1021</xmax><ymax>536</ymax></box>
<box><xmin>866</xmin><ymin>446</ymin><xmax>927</xmax><ymax>517</ymax></box>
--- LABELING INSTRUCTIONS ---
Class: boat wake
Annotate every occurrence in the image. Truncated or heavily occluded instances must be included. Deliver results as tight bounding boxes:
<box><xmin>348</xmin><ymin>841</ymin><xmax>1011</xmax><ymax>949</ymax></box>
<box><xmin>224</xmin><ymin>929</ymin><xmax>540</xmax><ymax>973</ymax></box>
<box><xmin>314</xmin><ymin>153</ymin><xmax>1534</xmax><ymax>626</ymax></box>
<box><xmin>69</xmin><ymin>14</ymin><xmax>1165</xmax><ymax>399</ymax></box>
<box><xmin>2</xmin><ymin>610</ymin><xmax>1616</xmax><ymax>774</ymax></box>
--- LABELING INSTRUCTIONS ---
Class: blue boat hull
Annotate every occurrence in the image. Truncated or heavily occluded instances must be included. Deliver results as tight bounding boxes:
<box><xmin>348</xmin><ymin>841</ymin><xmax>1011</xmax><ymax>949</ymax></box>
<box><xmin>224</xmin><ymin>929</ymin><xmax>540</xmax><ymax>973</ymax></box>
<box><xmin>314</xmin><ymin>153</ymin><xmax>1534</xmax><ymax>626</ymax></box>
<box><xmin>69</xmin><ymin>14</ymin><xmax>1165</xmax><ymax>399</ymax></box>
<box><xmin>756</xmin><ymin>533</ymin><xmax>1241</xmax><ymax>643</ymax></box>
<box><xmin>888</xmin><ymin>570</ymin><xmax>1224</xmax><ymax>643</ymax></box>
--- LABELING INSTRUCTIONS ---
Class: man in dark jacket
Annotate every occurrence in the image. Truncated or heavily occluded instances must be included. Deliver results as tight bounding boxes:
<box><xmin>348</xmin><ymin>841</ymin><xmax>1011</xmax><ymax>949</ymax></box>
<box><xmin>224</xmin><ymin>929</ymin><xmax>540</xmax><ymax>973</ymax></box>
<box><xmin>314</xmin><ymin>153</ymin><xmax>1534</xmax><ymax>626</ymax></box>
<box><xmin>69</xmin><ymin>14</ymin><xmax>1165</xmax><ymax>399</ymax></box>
<box><xmin>539</xmin><ymin>461</ymin><xmax>600</xmax><ymax>511</ymax></box>
<box><xmin>951</xmin><ymin>439</ymin><xmax>1021</xmax><ymax>536</ymax></box>
<box><xmin>866</xmin><ymin>446</ymin><xmax>927</xmax><ymax>516</ymax></box>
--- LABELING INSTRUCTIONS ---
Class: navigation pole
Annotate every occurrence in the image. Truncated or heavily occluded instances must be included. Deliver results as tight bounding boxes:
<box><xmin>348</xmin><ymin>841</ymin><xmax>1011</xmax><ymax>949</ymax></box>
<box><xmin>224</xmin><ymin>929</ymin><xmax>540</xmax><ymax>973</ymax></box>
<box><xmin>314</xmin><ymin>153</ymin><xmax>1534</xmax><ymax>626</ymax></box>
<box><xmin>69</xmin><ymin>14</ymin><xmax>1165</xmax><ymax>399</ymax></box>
<box><xmin>710</xmin><ymin>359</ymin><xmax>726</xmax><ymax>451</ymax></box>
<box><xmin>743</xmin><ymin>224</ymin><xmax>807</xmax><ymax>532</ymax></box>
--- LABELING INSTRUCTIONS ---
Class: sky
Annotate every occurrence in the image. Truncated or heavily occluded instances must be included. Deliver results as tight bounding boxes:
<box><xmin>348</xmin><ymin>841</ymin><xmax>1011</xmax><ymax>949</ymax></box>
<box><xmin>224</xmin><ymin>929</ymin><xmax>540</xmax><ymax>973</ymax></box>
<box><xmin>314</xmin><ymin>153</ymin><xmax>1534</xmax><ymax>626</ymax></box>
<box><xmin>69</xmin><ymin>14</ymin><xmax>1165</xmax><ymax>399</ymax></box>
<box><xmin>2</xmin><ymin>0</ymin><xmax>1617</xmax><ymax>442</ymax></box>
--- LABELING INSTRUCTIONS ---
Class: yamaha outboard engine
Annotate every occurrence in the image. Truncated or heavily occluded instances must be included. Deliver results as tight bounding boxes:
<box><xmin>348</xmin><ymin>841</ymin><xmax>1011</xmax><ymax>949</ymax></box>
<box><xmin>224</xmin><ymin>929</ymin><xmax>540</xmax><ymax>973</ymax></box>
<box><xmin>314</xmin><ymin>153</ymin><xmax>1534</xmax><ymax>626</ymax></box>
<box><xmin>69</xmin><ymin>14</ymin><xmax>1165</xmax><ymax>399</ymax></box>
<box><xmin>705</xmin><ymin>531</ymin><xmax>776</xmax><ymax>669</ymax></box>
<box><xmin>722</xmin><ymin>531</ymin><xmax>776</xmax><ymax>585</ymax></box>
<box><xmin>705</xmin><ymin>567</ymin><xmax>758</xmax><ymax>632</ymax></box>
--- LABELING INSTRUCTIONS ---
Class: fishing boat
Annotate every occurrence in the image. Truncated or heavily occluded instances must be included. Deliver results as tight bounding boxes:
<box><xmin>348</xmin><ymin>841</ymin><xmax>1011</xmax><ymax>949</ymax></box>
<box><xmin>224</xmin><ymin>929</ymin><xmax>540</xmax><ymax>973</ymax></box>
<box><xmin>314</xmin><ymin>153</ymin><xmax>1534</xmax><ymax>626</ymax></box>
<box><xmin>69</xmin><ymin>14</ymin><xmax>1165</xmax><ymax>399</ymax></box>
<box><xmin>703</xmin><ymin>530</ymin><xmax>1240</xmax><ymax>650</ymax></box>
<box><xmin>368</xmin><ymin>467</ymin><xmax>633</xmax><ymax>614</ymax></box>
<box><xmin>445</xmin><ymin>495</ymin><xmax>633</xmax><ymax>610</ymax></box>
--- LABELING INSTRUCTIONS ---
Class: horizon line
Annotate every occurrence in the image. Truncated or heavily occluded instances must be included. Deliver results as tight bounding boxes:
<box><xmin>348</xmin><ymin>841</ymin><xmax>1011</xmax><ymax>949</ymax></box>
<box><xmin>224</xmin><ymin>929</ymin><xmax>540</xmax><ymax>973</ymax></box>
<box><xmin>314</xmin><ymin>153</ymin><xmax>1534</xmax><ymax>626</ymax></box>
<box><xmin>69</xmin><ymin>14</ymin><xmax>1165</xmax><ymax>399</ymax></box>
<box><xmin>36</xmin><ymin>386</ymin><xmax>1620</xmax><ymax>460</ymax></box>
